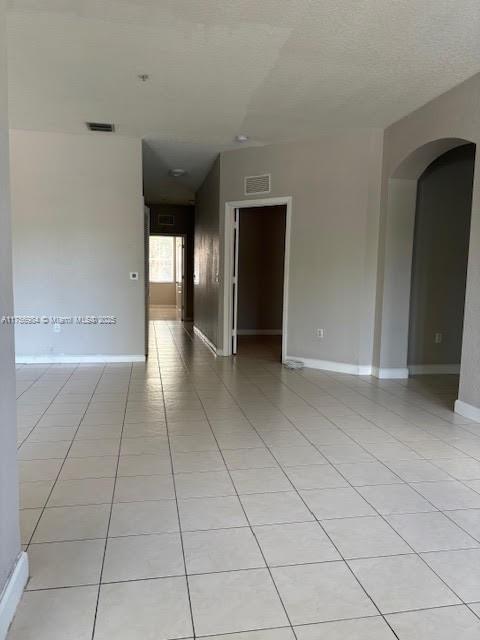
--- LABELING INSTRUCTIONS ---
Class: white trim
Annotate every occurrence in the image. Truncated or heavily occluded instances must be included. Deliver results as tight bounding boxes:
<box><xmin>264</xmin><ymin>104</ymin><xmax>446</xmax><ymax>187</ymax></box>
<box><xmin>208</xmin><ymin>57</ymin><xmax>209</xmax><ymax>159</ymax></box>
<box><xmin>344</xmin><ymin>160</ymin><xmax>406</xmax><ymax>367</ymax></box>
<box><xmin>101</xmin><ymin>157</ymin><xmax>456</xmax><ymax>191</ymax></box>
<box><xmin>231</xmin><ymin>209</ymin><xmax>240</xmax><ymax>354</ymax></box>
<box><xmin>286</xmin><ymin>355</ymin><xmax>373</xmax><ymax>376</ymax></box>
<box><xmin>15</xmin><ymin>355</ymin><xmax>146</xmax><ymax>364</ymax></box>
<box><xmin>409</xmin><ymin>363</ymin><xmax>461</xmax><ymax>375</ymax></box>
<box><xmin>223</xmin><ymin>196</ymin><xmax>292</xmax><ymax>361</ymax></box>
<box><xmin>372</xmin><ymin>367</ymin><xmax>409</xmax><ymax>379</ymax></box>
<box><xmin>237</xmin><ymin>329</ymin><xmax>282</xmax><ymax>335</ymax></box>
<box><xmin>0</xmin><ymin>552</ymin><xmax>28</xmax><ymax>640</ymax></box>
<box><xmin>358</xmin><ymin>365</ymin><xmax>374</xmax><ymax>376</ymax></box>
<box><xmin>193</xmin><ymin>325</ymin><xmax>217</xmax><ymax>356</ymax></box>
<box><xmin>455</xmin><ymin>399</ymin><xmax>480</xmax><ymax>422</ymax></box>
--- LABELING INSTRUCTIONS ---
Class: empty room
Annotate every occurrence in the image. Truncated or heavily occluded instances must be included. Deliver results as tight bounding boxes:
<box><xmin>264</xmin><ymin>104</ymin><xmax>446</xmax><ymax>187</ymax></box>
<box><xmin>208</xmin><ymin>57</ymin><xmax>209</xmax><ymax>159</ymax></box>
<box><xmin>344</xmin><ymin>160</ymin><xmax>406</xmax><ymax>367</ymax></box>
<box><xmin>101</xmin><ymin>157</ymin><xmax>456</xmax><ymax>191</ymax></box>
<box><xmin>2</xmin><ymin>2</ymin><xmax>480</xmax><ymax>640</ymax></box>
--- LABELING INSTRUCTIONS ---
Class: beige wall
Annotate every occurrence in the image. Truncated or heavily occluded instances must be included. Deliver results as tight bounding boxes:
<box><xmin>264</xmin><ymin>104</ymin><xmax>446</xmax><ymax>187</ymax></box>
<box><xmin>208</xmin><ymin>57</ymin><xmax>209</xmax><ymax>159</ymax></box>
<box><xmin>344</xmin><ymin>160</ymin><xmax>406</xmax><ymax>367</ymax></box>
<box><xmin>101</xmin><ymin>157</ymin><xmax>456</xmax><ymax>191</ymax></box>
<box><xmin>149</xmin><ymin>282</ymin><xmax>176</xmax><ymax>306</ymax></box>
<box><xmin>0</xmin><ymin>0</ymin><xmax>22</xmax><ymax>609</ymax></box>
<box><xmin>218</xmin><ymin>130</ymin><xmax>384</xmax><ymax>367</ymax></box>
<box><xmin>10</xmin><ymin>130</ymin><xmax>145</xmax><ymax>360</ymax></box>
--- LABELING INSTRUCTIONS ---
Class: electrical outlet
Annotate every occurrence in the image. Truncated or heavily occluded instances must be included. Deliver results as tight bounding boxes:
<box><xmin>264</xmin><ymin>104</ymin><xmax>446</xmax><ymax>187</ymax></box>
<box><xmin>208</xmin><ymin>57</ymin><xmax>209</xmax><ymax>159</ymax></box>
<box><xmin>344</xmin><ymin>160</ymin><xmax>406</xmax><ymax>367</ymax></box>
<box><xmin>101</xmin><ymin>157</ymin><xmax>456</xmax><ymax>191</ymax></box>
<box><xmin>316</xmin><ymin>328</ymin><xmax>325</xmax><ymax>339</ymax></box>
<box><xmin>435</xmin><ymin>332</ymin><xmax>443</xmax><ymax>344</ymax></box>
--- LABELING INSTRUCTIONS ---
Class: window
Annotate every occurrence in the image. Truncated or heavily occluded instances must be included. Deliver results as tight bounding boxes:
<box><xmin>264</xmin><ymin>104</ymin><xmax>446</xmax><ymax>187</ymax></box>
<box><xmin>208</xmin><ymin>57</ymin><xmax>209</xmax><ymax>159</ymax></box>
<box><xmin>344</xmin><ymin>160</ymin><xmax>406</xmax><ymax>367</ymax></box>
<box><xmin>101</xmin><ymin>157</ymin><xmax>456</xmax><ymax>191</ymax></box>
<box><xmin>149</xmin><ymin>236</ymin><xmax>174</xmax><ymax>283</ymax></box>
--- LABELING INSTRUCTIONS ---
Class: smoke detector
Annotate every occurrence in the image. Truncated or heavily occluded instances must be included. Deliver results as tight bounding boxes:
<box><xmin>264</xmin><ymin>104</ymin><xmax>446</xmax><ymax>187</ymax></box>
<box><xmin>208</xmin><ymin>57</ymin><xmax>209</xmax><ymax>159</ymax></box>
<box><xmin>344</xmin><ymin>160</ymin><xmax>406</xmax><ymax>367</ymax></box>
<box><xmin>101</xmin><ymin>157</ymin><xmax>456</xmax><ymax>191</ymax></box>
<box><xmin>169</xmin><ymin>169</ymin><xmax>187</xmax><ymax>178</ymax></box>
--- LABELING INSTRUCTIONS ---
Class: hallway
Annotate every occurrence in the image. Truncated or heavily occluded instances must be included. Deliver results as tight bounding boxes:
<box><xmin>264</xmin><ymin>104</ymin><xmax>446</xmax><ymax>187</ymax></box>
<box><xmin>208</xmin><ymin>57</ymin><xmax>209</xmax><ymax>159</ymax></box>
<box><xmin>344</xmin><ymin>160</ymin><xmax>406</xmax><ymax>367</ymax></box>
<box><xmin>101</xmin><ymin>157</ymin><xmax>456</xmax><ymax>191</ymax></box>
<box><xmin>11</xmin><ymin>321</ymin><xmax>480</xmax><ymax>639</ymax></box>
<box><xmin>149</xmin><ymin>305</ymin><xmax>180</xmax><ymax>321</ymax></box>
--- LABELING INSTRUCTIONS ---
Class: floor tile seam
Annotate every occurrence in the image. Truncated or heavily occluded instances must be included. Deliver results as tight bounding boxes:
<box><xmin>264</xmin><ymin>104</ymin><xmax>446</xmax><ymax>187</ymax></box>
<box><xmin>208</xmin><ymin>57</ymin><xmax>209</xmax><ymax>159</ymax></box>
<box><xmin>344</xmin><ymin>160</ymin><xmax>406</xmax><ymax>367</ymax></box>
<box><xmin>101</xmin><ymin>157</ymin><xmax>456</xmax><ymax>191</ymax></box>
<box><xmin>90</xmin><ymin>363</ymin><xmax>133</xmax><ymax>640</ymax></box>
<box><xmin>173</xmin><ymin>324</ymin><xmax>303</xmax><ymax>640</ymax></box>
<box><xmin>155</xmin><ymin>323</ymin><xmax>197</xmax><ymax>640</ymax></box>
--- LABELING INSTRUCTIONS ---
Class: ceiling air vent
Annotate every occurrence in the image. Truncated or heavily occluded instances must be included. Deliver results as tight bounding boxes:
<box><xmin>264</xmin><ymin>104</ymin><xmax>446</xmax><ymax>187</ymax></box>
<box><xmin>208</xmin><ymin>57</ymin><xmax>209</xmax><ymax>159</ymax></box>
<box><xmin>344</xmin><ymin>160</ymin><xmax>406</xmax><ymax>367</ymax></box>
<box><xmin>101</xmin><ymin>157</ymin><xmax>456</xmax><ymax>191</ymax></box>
<box><xmin>244</xmin><ymin>174</ymin><xmax>271</xmax><ymax>196</ymax></box>
<box><xmin>86</xmin><ymin>122</ymin><xmax>115</xmax><ymax>133</ymax></box>
<box><xmin>158</xmin><ymin>214</ymin><xmax>174</xmax><ymax>226</ymax></box>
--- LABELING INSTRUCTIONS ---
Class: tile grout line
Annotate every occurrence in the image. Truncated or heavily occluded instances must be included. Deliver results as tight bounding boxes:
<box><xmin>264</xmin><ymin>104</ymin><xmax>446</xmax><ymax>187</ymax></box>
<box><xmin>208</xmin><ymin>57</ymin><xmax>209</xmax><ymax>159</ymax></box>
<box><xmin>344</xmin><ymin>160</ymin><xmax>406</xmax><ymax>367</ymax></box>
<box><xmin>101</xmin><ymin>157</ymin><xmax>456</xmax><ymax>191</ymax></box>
<box><xmin>155</xmin><ymin>321</ymin><xmax>197</xmax><ymax>640</ymax></box>
<box><xmin>89</xmin><ymin>363</ymin><xmax>132</xmax><ymax>639</ymax></box>
<box><xmin>170</xmin><ymin>324</ymin><xmax>302</xmax><ymax>640</ymax></box>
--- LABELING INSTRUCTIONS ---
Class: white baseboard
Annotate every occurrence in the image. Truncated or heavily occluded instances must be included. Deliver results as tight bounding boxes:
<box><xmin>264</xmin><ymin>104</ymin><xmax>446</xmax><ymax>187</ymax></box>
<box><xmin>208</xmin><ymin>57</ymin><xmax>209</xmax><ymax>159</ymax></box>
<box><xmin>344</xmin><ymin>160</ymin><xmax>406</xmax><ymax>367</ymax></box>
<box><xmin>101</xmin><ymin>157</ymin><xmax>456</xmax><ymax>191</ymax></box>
<box><xmin>193</xmin><ymin>325</ymin><xmax>217</xmax><ymax>356</ymax></box>
<box><xmin>455</xmin><ymin>399</ymin><xmax>480</xmax><ymax>422</ymax></box>
<box><xmin>409</xmin><ymin>364</ymin><xmax>461</xmax><ymax>375</ymax></box>
<box><xmin>237</xmin><ymin>330</ymin><xmax>282</xmax><ymax>335</ymax></box>
<box><xmin>16</xmin><ymin>355</ymin><xmax>146</xmax><ymax>364</ymax></box>
<box><xmin>372</xmin><ymin>367</ymin><xmax>409</xmax><ymax>379</ymax></box>
<box><xmin>358</xmin><ymin>365</ymin><xmax>374</xmax><ymax>376</ymax></box>
<box><xmin>0</xmin><ymin>552</ymin><xmax>28</xmax><ymax>640</ymax></box>
<box><xmin>285</xmin><ymin>355</ymin><xmax>373</xmax><ymax>376</ymax></box>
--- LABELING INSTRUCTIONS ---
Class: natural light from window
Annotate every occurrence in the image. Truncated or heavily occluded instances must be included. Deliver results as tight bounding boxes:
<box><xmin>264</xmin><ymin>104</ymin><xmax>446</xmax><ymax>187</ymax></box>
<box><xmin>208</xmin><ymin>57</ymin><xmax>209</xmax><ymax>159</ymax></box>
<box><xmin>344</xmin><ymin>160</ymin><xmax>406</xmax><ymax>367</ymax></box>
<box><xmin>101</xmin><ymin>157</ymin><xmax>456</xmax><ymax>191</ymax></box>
<box><xmin>149</xmin><ymin>236</ymin><xmax>174</xmax><ymax>283</ymax></box>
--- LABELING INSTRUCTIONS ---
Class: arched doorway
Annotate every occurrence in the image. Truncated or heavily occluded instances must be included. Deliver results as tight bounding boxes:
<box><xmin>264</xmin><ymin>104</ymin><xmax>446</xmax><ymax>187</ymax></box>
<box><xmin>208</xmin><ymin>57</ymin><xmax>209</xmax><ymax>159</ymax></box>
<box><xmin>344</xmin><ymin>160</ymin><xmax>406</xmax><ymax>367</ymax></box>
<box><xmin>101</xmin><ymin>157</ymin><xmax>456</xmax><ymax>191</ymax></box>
<box><xmin>374</xmin><ymin>138</ymin><xmax>476</xmax><ymax>399</ymax></box>
<box><xmin>408</xmin><ymin>144</ymin><xmax>475</xmax><ymax>381</ymax></box>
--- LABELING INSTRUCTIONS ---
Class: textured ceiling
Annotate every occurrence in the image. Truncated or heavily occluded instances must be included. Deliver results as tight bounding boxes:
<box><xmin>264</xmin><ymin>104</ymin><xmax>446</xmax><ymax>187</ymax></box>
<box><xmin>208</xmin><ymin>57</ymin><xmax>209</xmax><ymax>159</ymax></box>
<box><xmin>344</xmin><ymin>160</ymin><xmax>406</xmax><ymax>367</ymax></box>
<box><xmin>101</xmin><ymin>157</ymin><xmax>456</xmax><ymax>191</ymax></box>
<box><xmin>6</xmin><ymin>0</ymin><xmax>480</xmax><ymax>203</ymax></box>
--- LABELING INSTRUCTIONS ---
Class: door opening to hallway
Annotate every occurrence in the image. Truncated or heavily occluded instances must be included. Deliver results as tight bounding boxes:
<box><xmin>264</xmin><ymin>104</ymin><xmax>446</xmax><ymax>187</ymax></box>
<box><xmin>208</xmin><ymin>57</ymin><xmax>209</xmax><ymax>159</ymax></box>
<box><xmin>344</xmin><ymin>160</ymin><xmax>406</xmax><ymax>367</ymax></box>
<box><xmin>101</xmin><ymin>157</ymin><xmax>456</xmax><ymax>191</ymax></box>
<box><xmin>232</xmin><ymin>204</ymin><xmax>287</xmax><ymax>361</ymax></box>
<box><xmin>149</xmin><ymin>234</ymin><xmax>185</xmax><ymax>321</ymax></box>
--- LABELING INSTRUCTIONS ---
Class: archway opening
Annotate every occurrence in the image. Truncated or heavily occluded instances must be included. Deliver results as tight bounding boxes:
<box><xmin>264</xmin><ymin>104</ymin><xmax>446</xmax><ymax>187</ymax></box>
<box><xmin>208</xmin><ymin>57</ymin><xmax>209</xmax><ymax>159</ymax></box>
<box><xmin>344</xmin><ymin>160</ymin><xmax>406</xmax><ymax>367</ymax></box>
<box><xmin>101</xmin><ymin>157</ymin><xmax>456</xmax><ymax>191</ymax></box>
<box><xmin>375</xmin><ymin>137</ymin><xmax>476</xmax><ymax>405</ymax></box>
<box><xmin>407</xmin><ymin>144</ymin><xmax>475</xmax><ymax>398</ymax></box>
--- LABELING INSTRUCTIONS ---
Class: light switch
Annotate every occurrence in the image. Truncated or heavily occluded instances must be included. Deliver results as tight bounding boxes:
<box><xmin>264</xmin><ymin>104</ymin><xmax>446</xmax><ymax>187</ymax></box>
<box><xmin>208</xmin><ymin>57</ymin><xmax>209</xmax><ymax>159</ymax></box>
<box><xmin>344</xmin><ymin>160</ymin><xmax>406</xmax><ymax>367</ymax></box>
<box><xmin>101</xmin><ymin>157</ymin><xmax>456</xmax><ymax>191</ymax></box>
<box><xmin>130</xmin><ymin>272</ymin><xmax>139</xmax><ymax>281</ymax></box>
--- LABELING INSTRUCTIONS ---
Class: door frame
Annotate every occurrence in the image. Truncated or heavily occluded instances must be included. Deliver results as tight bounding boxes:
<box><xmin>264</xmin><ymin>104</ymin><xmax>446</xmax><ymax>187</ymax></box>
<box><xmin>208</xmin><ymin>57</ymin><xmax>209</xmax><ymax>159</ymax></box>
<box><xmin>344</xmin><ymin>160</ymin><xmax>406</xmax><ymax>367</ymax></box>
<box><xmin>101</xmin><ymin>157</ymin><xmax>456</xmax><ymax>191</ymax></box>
<box><xmin>222</xmin><ymin>196</ymin><xmax>292</xmax><ymax>360</ymax></box>
<box><xmin>148</xmin><ymin>232</ymin><xmax>187</xmax><ymax>321</ymax></box>
<box><xmin>144</xmin><ymin>206</ymin><xmax>150</xmax><ymax>357</ymax></box>
<box><xmin>175</xmin><ymin>234</ymin><xmax>186</xmax><ymax>321</ymax></box>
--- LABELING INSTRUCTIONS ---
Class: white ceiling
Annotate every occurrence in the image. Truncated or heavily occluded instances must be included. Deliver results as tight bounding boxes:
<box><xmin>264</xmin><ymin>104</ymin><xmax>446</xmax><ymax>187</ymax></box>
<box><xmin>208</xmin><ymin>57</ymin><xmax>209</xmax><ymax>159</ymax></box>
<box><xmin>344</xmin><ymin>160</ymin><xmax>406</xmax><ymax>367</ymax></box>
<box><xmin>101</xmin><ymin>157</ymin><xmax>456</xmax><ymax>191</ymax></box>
<box><xmin>6</xmin><ymin>0</ymin><xmax>480</xmax><ymax>203</ymax></box>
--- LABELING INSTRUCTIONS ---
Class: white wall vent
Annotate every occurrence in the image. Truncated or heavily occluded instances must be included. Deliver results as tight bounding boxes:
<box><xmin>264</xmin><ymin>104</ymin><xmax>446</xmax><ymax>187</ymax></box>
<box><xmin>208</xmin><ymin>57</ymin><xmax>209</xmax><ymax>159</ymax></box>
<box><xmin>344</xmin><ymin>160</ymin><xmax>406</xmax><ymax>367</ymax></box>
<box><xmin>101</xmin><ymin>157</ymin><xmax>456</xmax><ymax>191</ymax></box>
<box><xmin>244</xmin><ymin>174</ymin><xmax>271</xmax><ymax>196</ymax></box>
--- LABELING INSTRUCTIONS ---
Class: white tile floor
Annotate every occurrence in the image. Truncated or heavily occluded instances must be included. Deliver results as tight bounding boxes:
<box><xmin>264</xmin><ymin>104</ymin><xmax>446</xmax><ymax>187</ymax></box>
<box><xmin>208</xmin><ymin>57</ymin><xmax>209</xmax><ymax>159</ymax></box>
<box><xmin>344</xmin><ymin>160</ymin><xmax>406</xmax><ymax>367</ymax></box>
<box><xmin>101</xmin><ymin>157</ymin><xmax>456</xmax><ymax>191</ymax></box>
<box><xmin>9</xmin><ymin>321</ymin><xmax>480</xmax><ymax>639</ymax></box>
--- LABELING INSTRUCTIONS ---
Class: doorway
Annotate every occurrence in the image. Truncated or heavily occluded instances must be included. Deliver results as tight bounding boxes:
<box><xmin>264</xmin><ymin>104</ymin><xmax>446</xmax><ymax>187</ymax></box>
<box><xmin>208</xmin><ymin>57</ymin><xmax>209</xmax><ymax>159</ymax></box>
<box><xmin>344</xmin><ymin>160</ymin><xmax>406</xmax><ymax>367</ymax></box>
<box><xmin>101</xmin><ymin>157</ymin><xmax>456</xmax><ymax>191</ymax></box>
<box><xmin>407</xmin><ymin>144</ymin><xmax>475</xmax><ymax>387</ymax></box>
<box><xmin>225</xmin><ymin>199</ymin><xmax>291</xmax><ymax>361</ymax></box>
<box><xmin>149</xmin><ymin>234</ymin><xmax>185</xmax><ymax>321</ymax></box>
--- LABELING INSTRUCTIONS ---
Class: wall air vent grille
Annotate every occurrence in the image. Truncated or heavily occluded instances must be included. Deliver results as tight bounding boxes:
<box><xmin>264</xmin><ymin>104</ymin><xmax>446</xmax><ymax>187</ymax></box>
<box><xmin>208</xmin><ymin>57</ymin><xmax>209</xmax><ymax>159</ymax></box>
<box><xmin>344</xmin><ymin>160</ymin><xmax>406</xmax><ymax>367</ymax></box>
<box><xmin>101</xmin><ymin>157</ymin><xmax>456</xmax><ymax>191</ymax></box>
<box><xmin>158</xmin><ymin>214</ymin><xmax>174</xmax><ymax>226</ymax></box>
<box><xmin>244</xmin><ymin>174</ymin><xmax>271</xmax><ymax>195</ymax></box>
<box><xmin>86</xmin><ymin>122</ymin><xmax>115</xmax><ymax>132</ymax></box>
